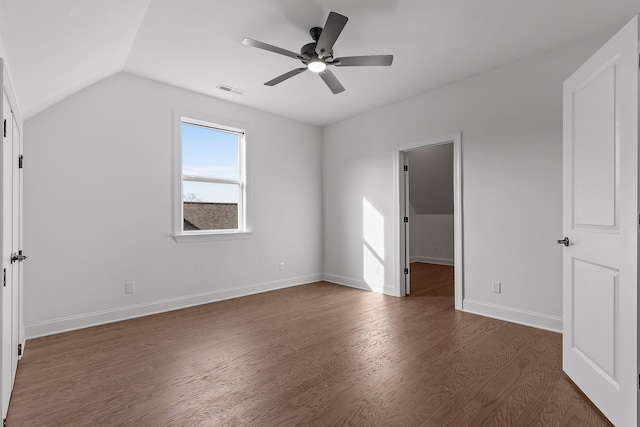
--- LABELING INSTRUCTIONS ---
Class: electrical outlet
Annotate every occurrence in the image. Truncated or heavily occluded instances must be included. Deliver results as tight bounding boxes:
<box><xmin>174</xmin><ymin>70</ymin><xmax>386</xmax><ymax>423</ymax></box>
<box><xmin>279</xmin><ymin>262</ymin><xmax>285</xmax><ymax>271</ymax></box>
<box><xmin>434</xmin><ymin>247</ymin><xmax>439</xmax><ymax>255</ymax></box>
<box><xmin>492</xmin><ymin>281</ymin><xmax>501</xmax><ymax>294</ymax></box>
<box><xmin>125</xmin><ymin>282</ymin><xmax>135</xmax><ymax>294</ymax></box>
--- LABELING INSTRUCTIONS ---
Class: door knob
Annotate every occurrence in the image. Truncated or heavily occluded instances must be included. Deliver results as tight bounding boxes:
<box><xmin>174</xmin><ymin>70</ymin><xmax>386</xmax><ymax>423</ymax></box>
<box><xmin>10</xmin><ymin>251</ymin><xmax>27</xmax><ymax>263</ymax></box>
<box><xmin>557</xmin><ymin>237</ymin><xmax>570</xmax><ymax>247</ymax></box>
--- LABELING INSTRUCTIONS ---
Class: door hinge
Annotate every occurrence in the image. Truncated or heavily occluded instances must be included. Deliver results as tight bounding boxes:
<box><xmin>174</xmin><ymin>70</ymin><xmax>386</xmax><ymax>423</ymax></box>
<box><xmin>3</xmin><ymin>119</ymin><xmax>5</xmax><ymax>138</ymax></box>
<box><xmin>404</xmin><ymin>268</ymin><xmax>409</xmax><ymax>275</ymax></box>
<box><xmin>17</xmin><ymin>343</ymin><xmax>22</xmax><ymax>356</ymax></box>
<box><xmin>18</xmin><ymin>154</ymin><xmax>23</xmax><ymax>169</ymax></box>
<box><xmin>2</xmin><ymin>269</ymin><xmax>5</xmax><ymax>287</ymax></box>
<box><xmin>403</xmin><ymin>216</ymin><xmax>408</xmax><ymax>223</ymax></box>
<box><xmin>403</xmin><ymin>165</ymin><xmax>408</xmax><ymax>171</ymax></box>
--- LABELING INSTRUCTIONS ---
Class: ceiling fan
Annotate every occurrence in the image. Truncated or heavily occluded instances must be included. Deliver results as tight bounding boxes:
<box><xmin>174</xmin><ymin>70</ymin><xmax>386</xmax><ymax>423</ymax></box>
<box><xmin>241</xmin><ymin>11</ymin><xmax>393</xmax><ymax>94</ymax></box>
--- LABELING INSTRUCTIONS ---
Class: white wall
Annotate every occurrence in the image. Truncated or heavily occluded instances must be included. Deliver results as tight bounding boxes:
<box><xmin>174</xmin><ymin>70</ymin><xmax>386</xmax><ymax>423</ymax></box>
<box><xmin>322</xmin><ymin>33</ymin><xmax>610</xmax><ymax>332</ymax></box>
<box><xmin>0</xmin><ymin>31</ymin><xmax>20</xmax><ymax>119</ymax></box>
<box><xmin>410</xmin><ymin>214</ymin><xmax>454</xmax><ymax>265</ymax></box>
<box><xmin>409</xmin><ymin>202</ymin><xmax>417</xmax><ymax>257</ymax></box>
<box><xmin>24</xmin><ymin>72</ymin><xmax>323</xmax><ymax>337</ymax></box>
<box><xmin>0</xmin><ymin>33</ymin><xmax>7</xmax><ymax>60</ymax></box>
<box><xmin>0</xmin><ymin>31</ymin><xmax>17</xmax><ymax>108</ymax></box>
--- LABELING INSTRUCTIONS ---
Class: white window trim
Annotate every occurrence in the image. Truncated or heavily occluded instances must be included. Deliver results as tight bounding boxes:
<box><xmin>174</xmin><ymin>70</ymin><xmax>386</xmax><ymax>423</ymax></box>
<box><xmin>172</xmin><ymin>109</ymin><xmax>252</xmax><ymax>243</ymax></box>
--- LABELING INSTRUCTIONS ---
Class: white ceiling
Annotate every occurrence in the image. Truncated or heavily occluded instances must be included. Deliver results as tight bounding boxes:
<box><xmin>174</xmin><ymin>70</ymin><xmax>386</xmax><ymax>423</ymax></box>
<box><xmin>0</xmin><ymin>0</ymin><xmax>638</xmax><ymax>126</ymax></box>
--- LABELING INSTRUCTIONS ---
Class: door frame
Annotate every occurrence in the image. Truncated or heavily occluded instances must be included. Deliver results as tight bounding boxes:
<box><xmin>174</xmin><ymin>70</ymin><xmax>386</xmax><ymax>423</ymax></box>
<box><xmin>393</xmin><ymin>131</ymin><xmax>463</xmax><ymax>309</ymax></box>
<box><xmin>2</xmin><ymin>60</ymin><xmax>24</xmax><ymax>353</ymax></box>
<box><xmin>1</xmin><ymin>58</ymin><xmax>25</xmax><ymax>420</ymax></box>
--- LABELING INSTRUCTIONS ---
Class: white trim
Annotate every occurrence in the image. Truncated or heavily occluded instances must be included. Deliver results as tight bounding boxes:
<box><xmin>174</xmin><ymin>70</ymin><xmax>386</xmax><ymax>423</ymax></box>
<box><xmin>323</xmin><ymin>273</ymin><xmax>397</xmax><ymax>296</ymax></box>
<box><xmin>173</xmin><ymin>230</ymin><xmax>253</xmax><ymax>243</ymax></box>
<box><xmin>2</xmin><ymin>59</ymin><xmax>26</xmax><ymax>405</ymax></box>
<box><xmin>183</xmin><ymin>175</ymin><xmax>240</xmax><ymax>186</ymax></box>
<box><xmin>25</xmin><ymin>274</ymin><xmax>322</xmax><ymax>339</ymax></box>
<box><xmin>172</xmin><ymin>109</ymin><xmax>252</xmax><ymax>240</ymax></box>
<box><xmin>462</xmin><ymin>299</ymin><xmax>562</xmax><ymax>333</ymax></box>
<box><xmin>410</xmin><ymin>257</ymin><xmax>454</xmax><ymax>266</ymax></box>
<box><xmin>394</xmin><ymin>132</ymin><xmax>463</xmax><ymax>309</ymax></box>
<box><xmin>1</xmin><ymin>60</ymin><xmax>22</xmax><ymax>131</ymax></box>
<box><xmin>323</xmin><ymin>273</ymin><xmax>371</xmax><ymax>291</ymax></box>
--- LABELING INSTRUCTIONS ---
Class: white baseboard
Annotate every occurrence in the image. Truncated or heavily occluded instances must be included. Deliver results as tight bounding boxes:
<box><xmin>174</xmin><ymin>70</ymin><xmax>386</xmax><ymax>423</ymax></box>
<box><xmin>410</xmin><ymin>256</ymin><xmax>454</xmax><ymax>266</ymax></box>
<box><xmin>27</xmin><ymin>276</ymin><xmax>561</xmax><ymax>339</ymax></box>
<box><xmin>462</xmin><ymin>299</ymin><xmax>562</xmax><ymax>333</ymax></box>
<box><xmin>26</xmin><ymin>274</ymin><xmax>323</xmax><ymax>339</ymax></box>
<box><xmin>321</xmin><ymin>273</ymin><xmax>397</xmax><ymax>296</ymax></box>
<box><xmin>322</xmin><ymin>273</ymin><xmax>372</xmax><ymax>292</ymax></box>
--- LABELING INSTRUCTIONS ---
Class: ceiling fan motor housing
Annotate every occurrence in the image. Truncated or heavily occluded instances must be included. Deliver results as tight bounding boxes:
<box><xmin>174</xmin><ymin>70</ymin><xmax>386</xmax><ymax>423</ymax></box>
<box><xmin>301</xmin><ymin>42</ymin><xmax>316</xmax><ymax>58</ymax></box>
<box><xmin>309</xmin><ymin>27</ymin><xmax>323</xmax><ymax>41</ymax></box>
<box><xmin>301</xmin><ymin>42</ymin><xmax>332</xmax><ymax>62</ymax></box>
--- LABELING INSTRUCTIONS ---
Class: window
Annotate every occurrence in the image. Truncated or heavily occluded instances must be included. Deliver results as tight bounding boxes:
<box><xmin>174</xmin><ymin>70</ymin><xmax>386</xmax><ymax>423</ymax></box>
<box><xmin>174</xmin><ymin>112</ymin><xmax>249</xmax><ymax>241</ymax></box>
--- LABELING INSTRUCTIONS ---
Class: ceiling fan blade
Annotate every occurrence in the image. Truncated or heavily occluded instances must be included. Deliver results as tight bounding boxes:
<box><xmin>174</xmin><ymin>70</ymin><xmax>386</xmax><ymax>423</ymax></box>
<box><xmin>242</xmin><ymin>38</ymin><xmax>303</xmax><ymax>60</ymax></box>
<box><xmin>315</xmin><ymin>12</ymin><xmax>348</xmax><ymax>58</ymax></box>
<box><xmin>319</xmin><ymin>69</ymin><xmax>345</xmax><ymax>94</ymax></box>
<box><xmin>334</xmin><ymin>55</ymin><xmax>394</xmax><ymax>67</ymax></box>
<box><xmin>264</xmin><ymin>68</ymin><xmax>307</xmax><ymax>86</ymax></box>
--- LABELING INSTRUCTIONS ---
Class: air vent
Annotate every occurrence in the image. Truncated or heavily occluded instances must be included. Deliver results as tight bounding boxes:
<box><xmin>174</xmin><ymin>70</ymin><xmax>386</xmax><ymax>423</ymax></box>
<box><xmin>216</xmin><ymin>84</ymin><xmax>245</xmax><ymax>95</ymax></box>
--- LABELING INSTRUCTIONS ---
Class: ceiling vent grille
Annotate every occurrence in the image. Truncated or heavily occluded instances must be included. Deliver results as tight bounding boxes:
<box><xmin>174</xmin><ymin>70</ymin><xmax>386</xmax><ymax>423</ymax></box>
<box><xmin>216</xmin><ymin>84</ymin><xmax>245</xmax><ymax>95</ymax></box>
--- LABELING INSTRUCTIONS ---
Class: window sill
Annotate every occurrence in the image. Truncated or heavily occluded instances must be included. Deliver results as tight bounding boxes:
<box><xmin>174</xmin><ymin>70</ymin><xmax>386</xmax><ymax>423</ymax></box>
<box><xmin>173</xmin><ymin>231</ymin><xmax>253</xmax><ymax>243</ymax></box>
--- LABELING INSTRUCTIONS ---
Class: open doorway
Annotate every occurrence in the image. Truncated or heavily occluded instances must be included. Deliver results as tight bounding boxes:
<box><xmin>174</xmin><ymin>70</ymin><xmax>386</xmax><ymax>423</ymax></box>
<box><xmin>407</xmin><ymin>143</ymin><xmax>454</xmax><ymax>298</ymax></box>
<box><xmin>395</xmin><ymin>132</ymin><xmax>463</xmax><ymax>309</ymax></box>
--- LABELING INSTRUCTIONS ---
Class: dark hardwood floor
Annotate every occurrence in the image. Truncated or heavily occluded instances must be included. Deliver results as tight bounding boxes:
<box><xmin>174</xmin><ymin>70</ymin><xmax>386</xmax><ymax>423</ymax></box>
<box><xmin>7</xmin><ymin>263</ymin><xmax>611</xmax><ymax>426</ymax></box>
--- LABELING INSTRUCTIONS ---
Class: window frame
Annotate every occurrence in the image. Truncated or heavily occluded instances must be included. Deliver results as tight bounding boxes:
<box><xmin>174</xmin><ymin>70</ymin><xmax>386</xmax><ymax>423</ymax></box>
<box><xmin>173</xmin><ymin>109</ymin><xmax>251</xmax><ymax>242</ymax></box>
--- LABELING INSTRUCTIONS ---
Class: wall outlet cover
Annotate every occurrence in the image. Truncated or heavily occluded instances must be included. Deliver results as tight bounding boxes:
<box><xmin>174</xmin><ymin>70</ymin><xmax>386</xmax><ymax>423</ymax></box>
<box><xmin>492</xmin><ymin>281</ymin><xmax>501</xmax><ymax>294</ymax></box>
<box><xmin>125</xmin><ymin>282</ymin><xmax>135</xmax><ymax>294</ymax></box>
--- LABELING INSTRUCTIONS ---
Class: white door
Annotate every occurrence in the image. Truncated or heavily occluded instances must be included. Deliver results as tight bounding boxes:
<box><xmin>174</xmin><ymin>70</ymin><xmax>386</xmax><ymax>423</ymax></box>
<box><xmin>1</xmin><ymin>90</ymin><xmax>13</xmax><ymax>417</ymax></box>
<box><xmin>10</xmin><ymin>111</ymin><xmax>20</xmax><ymax>386</ymax></box>
<box><xmin>562</xmin><ymin>15</ymin><xmax>638</xmax><ymax>426</ymax></box>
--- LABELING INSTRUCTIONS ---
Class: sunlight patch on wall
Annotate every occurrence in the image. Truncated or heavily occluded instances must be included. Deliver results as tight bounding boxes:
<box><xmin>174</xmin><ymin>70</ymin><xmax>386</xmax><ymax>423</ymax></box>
<box><xmin>363</xmin><ymin>198</ymin><xmax>384</xmax><ymax>260</ymax></box>
<box><xmin>363</xmin><ymin>245</ymin><xmax>385</xmax><ymax>292</ymax></box>
<box><xmin>363</xmin><ymin>198</ymin><xmax>385</xmax><ymax>292</ymax></box>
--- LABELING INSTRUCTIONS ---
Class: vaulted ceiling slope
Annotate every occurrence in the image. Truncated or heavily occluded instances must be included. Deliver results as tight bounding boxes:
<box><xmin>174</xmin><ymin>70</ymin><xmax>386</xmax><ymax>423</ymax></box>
<box><xmin>0</xmin><ymin>0</ymin><xmax>638</xmax><ymax>126</ymax></box>
<box><xmin>408</xmin><ymin>144</ymin><xmax>454</xmax><ymax>215</ymax></box>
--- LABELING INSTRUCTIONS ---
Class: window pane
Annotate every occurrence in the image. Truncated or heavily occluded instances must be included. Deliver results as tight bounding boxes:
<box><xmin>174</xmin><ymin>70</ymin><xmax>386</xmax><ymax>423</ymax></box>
<box><xmin>182</xmin><ymin>123</ymin><xmax>240</xmax><ymax>181</ymax></box>
<box><xmin>183</xmin><ymin>181</ymin><xmax>239</xmax><ymax>231</ymax></box>
<box><xmin>183</xmin><ymin>181</ymin><xmax>238</xmax><ymax>203</ymax></box>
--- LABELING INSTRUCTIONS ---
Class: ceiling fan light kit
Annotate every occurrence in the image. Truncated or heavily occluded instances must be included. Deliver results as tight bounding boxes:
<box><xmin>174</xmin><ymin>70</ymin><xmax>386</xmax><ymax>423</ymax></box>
<box><xmin>242</xmin><ymin>11</ymin><xmax>393</xmax><ymax>94</ymax></box>
<box><xmin>307</xmin><ymin>59</ymin><xmax>327</xmax><ymax>73</ymax></box>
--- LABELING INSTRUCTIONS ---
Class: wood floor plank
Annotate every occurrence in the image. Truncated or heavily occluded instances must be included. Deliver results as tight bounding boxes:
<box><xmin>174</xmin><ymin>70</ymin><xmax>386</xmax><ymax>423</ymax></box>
<box><xmin>6</xmin><ymin>263</ymin><xmax>612</xmax><ymax>426</ymax></box>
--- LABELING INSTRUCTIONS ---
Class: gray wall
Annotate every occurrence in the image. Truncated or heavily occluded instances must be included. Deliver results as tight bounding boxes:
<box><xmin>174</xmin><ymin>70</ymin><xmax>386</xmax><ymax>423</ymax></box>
<box><xmin>20</xmin><ymin>29</ymin><xmax>614</xmax><ymax>336</ymax></box>
<box><xmin>322</xmin><ymin>33</ymin><xmax>609</xmax><ymax>331</ymax></box>
<box><xmin>408</xmin><ymin>143</ymin><xmax>453</xmax><ymax>214</ymax></box>
<box><xmin>24</xmin><ymin>72</ymin><xmax>323</xmax><ymax>337</ymax></box>
<box><xmin>408</xmin><ymin>144</ymin><xmax>455</xmax><ymax>264</ymax></box>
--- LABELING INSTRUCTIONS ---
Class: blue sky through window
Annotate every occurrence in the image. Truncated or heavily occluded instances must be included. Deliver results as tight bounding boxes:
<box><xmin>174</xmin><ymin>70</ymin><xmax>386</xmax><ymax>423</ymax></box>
<box><xmin>182</xmin><ymin>123</ymin><xmax>240</xmax><ymax>203</ymax></box>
